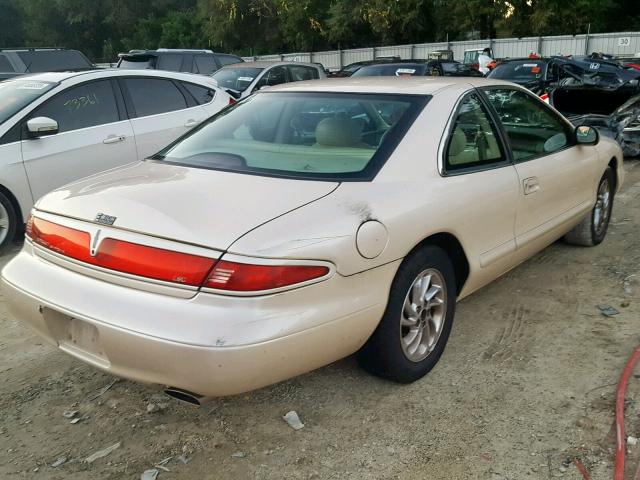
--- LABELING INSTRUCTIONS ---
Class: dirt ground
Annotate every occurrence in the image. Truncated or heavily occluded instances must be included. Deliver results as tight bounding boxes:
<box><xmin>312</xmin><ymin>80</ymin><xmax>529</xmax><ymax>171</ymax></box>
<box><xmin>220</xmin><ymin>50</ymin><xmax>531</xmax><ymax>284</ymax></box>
<box><xmin>1</xmin><ymin>161</ymin><xmax>640</xmax><ymax>480</ymax></box>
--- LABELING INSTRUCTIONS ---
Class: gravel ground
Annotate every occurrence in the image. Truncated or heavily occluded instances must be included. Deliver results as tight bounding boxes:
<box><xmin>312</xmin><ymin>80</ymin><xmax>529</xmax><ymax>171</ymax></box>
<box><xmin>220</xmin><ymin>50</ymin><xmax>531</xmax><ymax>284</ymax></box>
<box><xmin>1</xmin><ymin>161</ymin><xmax>639</xmax><ymax>480</ymax></box>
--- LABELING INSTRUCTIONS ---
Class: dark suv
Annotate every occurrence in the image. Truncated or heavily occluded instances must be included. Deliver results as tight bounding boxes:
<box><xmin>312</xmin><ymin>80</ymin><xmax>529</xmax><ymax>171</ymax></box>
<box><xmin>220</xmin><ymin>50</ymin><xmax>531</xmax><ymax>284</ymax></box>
<box><xmin>0</xmin><ymin>48</ymin><xmax>94</xmax><ymax>80</ymax></box>
<box><xmin>116</xmin><ymin>49</ymin><xmax>243</xmax><ymax>75</ymax></box>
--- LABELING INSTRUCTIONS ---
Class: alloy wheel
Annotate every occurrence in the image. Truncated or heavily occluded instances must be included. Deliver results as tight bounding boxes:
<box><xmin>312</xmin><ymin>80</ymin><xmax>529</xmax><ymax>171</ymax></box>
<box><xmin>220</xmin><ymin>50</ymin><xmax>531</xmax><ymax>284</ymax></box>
<box><xmin>400</xmin><ymin>268</ymin><xmax>447</xmax><ymax>363</ymax></box>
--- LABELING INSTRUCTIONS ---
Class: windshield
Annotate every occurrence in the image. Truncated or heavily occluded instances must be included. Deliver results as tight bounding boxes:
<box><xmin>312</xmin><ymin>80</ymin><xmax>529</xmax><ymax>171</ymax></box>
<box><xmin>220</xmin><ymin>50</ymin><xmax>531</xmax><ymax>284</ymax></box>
<box><xmin>154</xmin><ymin>92</ymin><xmax>428</xmax><ymax>181</ymax></box>
<box><xmin>211</xmin><ymin>67</ymin><xmax>263</xmax><ymax>92</ymax></box>
<box><xmin>0</xmin><ymin>79</ymin><xmax>56</xmax><ymax>125</ymax></box>
<box><xmin>352</xmin><ymin>64</ymin><xmax>426</xmax><ymax>77</ymax></box>
<box><xmin>117</xmin><ymin>56</ymin><xmax>155</xmax><ymax>70</ymax></box>
<box><xmin>489</xmin><ymin>61</ymin><xmax>546</xmax><ymax>82</ymax></box>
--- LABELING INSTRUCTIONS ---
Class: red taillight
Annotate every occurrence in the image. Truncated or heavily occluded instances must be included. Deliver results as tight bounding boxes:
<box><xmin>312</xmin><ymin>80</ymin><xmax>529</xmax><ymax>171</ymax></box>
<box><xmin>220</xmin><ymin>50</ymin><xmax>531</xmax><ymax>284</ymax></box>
<box><xmin>27</xmin><ymin>217</ymin><xmax>329</xmax><ymax>291</ymax></box>
<box><xmin>228</xmin><ymin>97</ymin><xmax>237</xmax><ymax>105</ymax></box>
<box><xmin>204</xmin><ymin>260</ymin><xmax>329</xmax><ymax>292</ymax></box>
<box><xmin>95</xmin><ymin>239</ymin><xmax>215</xmax><ymax>285</ymax></box>
<box><xmin>28</xmin><ymin>216</ymin><xmax>92</xmax><ymax>263</ymax></box>
<box><xmin>27</xmin><ymin>217</ymin><xmax>215</xmax><ymax>286</ymax></box>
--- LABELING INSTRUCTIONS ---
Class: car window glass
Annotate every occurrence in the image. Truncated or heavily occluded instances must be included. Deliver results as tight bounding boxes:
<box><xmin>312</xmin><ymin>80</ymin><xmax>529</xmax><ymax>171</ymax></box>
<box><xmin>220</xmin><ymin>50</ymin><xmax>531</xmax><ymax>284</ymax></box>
<box><xmin>182</xmin><ymin>82</ymin><xmax>215</xmax><ymax>105</ymax></box>
<box><xmin>125</xmin><ymin>78</ymin><xmax>187</xmax><ymax>117</ymax></box>
<box><xmin>489</xmin><ymin>61</ymin><xmax>545</xmax><ymax>81</ymax></box>
<box><xmin>217</xmin><ymin>55</ymin><xmax>241</xmax><ymax>67</ymax></box>
<box><xmin>288</xmin><ymin>65</ymin><xmax>318</xmax><ymax>81</ymax></box>
<box><xmin>0</xmin><ymin>79</ymin><xmax>56</xmax><ymax>124</ymax></box>
<box><xmin>194</xmin><ymin>55</ymin><xmax>217</xmax><ymax>74</ymax></box>
<box><xmin>212</xmin><ymin>67</ymin><xmax>263</xmax><ymax>93</ymax></box>
<box><xmin>156</xmin><ymin>55</ymin><xmax>183</xmax><ymax>72</ymax></box>
<box><xmin>16</xmin><ymin>50</ymin><xmax>92</xmax><ymax>72</ymax></box>
<box><xmin>0</xmin><ymin>56</ymin><xmax>14</xmax><ymax>72</ymax></box>
<box><xmin>484</xmin><ymin>88</ymin><xmax>571</xmax><ymax>162</ymax></box>
<box><xmin>118</xmin><ymin>56</ymin><xmax>155</xmax><ymax>69</ymax></box>
<box><xmin>32</xmin><ymin>80</ymin><xmax>119</xmax><ymax>133</ymax></box>
<box><xmin>264</xmin><ymin>66</ymin><xmax>287</xmax><ymax>86</ymax></box>
<box><xmin>446</xmin><ymin>93</ymin><xmax>503</xmax><ymax>171</ymax></box>
<box><xmin>157</xmin><ymin>92</ymin><xmax>424</xmax><ymax>180</ymax></box>
<box><xmin>441</xmin><ymin>62</ymin><xmax>458</xmax><ymax>74</ymax></box>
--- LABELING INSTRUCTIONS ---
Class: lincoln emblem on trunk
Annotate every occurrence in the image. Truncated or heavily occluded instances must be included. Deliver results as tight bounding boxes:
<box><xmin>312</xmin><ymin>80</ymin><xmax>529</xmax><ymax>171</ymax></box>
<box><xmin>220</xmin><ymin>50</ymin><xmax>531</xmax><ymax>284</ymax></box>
<box><xmin>95</xmin><ymin>213</ymin><xmax>117</xmax><ymax>226</ymax></box>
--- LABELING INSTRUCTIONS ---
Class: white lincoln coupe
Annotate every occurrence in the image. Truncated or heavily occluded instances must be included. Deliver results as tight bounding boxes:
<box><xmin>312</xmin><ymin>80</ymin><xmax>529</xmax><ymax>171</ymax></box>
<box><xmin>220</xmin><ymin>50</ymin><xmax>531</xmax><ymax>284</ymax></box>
<box><xmin>2</xmin><ymin>78</ymin><xmax>623</xmax><ymax>403</ymax></box>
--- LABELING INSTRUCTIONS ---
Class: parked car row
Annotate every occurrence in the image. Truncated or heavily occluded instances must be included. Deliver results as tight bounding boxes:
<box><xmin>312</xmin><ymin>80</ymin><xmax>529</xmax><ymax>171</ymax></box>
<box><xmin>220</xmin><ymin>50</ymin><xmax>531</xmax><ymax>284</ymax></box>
<box><xmin>0</xmin><ymin>43</ymin><xmax>627</xmax><ymax>400</ymax></box>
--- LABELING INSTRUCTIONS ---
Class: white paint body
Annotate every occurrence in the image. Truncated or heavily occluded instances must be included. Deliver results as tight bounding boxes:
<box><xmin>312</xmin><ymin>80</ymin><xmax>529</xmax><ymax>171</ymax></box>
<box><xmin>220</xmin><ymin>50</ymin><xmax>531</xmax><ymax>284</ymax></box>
<box><xmin>1</xmin><ymin>77</ymin><xmax>624</xmax><ymax>397</ymax></box>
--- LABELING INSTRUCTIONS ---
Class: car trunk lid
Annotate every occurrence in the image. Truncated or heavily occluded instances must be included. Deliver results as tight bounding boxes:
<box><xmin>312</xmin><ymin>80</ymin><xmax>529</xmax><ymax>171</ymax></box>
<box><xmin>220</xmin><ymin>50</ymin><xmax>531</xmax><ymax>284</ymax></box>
<box><xmin>36</xmin><ymin>161</ymin><xmax>339</xmax><ymax>251</ymax></box>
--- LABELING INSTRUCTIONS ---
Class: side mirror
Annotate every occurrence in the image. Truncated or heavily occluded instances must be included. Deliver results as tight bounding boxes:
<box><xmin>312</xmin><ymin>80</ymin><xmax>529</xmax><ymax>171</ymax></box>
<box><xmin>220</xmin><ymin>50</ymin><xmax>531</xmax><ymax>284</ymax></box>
<box><xmin>27</xmin><ymin>117</ymin><xmax>59</xmax><ymax>138</ymax></box>
<box><xmin>575</xmin><ymin>125</ymin><xmax>599</xmax><ymax>145</ymax></box>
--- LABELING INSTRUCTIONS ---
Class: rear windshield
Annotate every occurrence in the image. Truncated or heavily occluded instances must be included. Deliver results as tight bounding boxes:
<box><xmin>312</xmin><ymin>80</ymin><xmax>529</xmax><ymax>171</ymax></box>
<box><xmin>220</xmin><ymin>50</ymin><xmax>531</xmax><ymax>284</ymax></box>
<box><xmin>489</xmin><ymin>61</ymin><xmax>546</xmax><ymax>81</ymax></box>
<box><xmin>117</xmin><ymin>56</ymin><xmax>156</xmax><ymax>70</ymax></box>
<box><xmin>0</xmin><ymin>79</ymin><xmax>56</xmax><ymax>125</ymax></box>
<box><xmin>463</xmin><ymin>51</ymin><xmax>480</xmax><ymax>64</ymax></box>
<box><xmin>154</xmin><ymin>92</ymin><xmax>428</xmax><ymax>181</ymax></box>
<box><xmin>0</xmin><ymin>55</ymin><xmax>14</xmax><ymax>72</ymax></box>
<box><xmin>352</xmin><ymin>64</ymin><xmax>426</xmax><ymax>77</ymax></box>
<box><xmin>211</xmin><ymin>67</ymin><xmax>263</xmax><ymax>92</ymax></box>
<box><xmin>17</xmin><ymin>50</ymin><xmax>92</xmax><ymax>72</ymax></box>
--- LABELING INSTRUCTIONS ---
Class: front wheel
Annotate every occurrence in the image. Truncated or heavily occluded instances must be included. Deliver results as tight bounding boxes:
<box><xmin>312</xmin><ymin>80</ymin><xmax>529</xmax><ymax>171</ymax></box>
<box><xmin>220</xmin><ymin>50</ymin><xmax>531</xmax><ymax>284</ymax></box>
<box><xmin>0</xmin><ymin>191</ymin><xmax>17</xmax><ymax>253</ymax></box>
<box><xmin>357</xmin><ymin>245</ymin><xmax>457</xmax><ymax>383</ymax></box>
<box><xmin>564</xmin><ymin>167</ymin><xmax>614</xmax><ymax>247</ymax></box>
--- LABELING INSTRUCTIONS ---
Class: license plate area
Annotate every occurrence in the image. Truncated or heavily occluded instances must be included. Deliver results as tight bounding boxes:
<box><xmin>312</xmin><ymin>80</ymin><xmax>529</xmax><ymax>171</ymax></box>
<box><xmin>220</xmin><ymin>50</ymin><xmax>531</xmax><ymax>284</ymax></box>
<box><xmin>41</xmin><ymin>307</ymin><xmax>110</xmax><ymax>369</ymax></box>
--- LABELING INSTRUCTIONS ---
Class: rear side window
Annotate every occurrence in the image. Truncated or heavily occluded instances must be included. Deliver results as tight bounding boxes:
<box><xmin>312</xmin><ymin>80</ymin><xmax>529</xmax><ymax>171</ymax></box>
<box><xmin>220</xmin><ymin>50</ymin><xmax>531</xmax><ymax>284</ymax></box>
<box><xmin>0</xmin><ymin>55</ymin><xmax>14</xmax><ymax>72</ymax></box>
<box><xmin>288</xmin><ymin>65</ymin><xmax>319</xmax><ymax>81</ymax></box>
<box><xmin>124</xmin><ymin>78</ymin><xmax>187</xmax><ymax>117</ymax></box>
<box><xmin>217</xmin><ymin>55</ymin><xmax>242</xmax><ymax>67</ymax></box>
<box><xmin>31</xmin><ymin>80</ymin><xmax>119</xmax><ymax>133</ymax></box>
<box><xmin>182</xmin><ymin>82</ymin><xmax>216</xmax><ymax>105</ymax></box>
<box><xmin>17</xmin><ymin>50</ymin><xmax>92</xmax><ymax>72</ymax></box>
<box><xmin>193</xmin><ymin>55</ymin><xmax>217</xmax><ymax>74</ymax></box>
<box><xmin>156</xmin><ymin>55</ymin><xmax>183</xmax><ymax>72</ymax></box>
<box><xmin>446</xmin><ymin>93</ymin><xmax>504</xmax><ymax>171</ymax></box>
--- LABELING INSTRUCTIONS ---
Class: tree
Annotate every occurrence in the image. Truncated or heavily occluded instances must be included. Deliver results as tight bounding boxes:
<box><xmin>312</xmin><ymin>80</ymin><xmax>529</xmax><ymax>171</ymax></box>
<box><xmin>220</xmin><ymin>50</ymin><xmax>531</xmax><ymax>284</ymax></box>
<box><xmin>0</xmin><ymin>0</ymin><xmax>25</xmax><ymax>47</ymax></box>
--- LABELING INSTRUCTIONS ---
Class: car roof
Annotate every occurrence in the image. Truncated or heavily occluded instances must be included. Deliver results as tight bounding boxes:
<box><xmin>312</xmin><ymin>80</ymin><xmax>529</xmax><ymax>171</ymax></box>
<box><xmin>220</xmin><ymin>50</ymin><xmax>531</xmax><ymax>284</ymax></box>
<box><xmin>218</xmin><ymin>61</ymin><xmax>320</xmax><ymax>69</ymax></box>
<box><xmin>121</xmin><ymin>49</ymin><xmax>216</xmax><ymax>55</ymax></box>
<box><xmin>10</xmin><ymin>69</ymin><xmax>220</xmax><ymax>84</ymax></box>
<box><xmin>498</xmin><ymin>57</ymin><xmax>548</xmax><ymax>63</ymax></box>
<box><xmin>267</xmin><ymin>77</ymin><xmax>515</xmax><ymax>95</ymax></box>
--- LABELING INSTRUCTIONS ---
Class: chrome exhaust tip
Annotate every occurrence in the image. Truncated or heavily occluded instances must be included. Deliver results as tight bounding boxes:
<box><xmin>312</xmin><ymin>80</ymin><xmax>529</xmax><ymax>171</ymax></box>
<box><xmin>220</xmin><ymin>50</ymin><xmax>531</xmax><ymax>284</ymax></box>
<box><xmin>164</xmin><ymin>387</ymin><xmax>211</xmax><ymax>406</ymax></box>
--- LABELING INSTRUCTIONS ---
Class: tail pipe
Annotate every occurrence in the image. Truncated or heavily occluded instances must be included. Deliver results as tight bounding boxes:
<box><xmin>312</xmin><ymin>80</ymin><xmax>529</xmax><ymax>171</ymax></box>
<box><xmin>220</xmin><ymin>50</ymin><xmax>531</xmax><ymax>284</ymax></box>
<box><xmin>164</xmin><ymin>387</ymin><xmax>212</xmax><ymax>406</ymax></box>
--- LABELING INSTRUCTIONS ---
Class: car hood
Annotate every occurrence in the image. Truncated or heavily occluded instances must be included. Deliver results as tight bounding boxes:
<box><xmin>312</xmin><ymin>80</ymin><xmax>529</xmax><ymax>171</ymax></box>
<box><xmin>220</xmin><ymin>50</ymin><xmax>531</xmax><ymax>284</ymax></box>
<box><xmin>35</xmin><ymin>161</ymin><xmax>339</xmax><ymax>251</ymax></box>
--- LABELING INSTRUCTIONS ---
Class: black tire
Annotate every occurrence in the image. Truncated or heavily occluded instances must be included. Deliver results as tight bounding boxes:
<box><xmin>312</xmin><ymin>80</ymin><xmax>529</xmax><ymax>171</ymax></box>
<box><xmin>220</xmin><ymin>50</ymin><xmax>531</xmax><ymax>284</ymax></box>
<box><xmin>357</xmin><ymin>245</ymin><xmax>457</xmax><ymax>383</ymax></box>
<box><xmin>0</xmin><ymin>191</ymin><xmax>17</xmax><ymax>254</ymax></box>
<box><xmin>564</xmin><ymin>167</ymin><xmax>615</xmax><ymax>247</ymax></box>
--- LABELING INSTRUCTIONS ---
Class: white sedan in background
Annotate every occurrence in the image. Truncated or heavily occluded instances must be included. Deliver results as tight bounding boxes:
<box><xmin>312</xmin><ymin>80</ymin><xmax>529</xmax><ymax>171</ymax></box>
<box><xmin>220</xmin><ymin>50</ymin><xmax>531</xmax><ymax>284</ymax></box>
<box><xmin>0</xmin><ymin>69</ymin><xmax>232</xmax><ymax>250</ymax></box>
<box><xmin>2</xmin><ymin>78</ymin><xmax>623</xmax><ymax>403</ymax></box>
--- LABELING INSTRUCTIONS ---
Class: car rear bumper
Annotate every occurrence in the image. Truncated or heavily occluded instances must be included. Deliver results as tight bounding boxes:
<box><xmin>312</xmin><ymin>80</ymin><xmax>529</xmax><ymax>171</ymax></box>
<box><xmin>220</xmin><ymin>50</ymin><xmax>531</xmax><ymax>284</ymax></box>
<box><xmin>2</xmin><ymin>246</ymin><xmax>398</xmax><ymax>396</ymax></box>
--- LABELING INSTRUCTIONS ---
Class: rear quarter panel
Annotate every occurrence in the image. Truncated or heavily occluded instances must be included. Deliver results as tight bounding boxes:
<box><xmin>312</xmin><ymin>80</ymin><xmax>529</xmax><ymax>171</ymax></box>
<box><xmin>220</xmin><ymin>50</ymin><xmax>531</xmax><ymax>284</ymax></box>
<box><xmin>228</xmin><ymin>84</ymin><xmax>523</xmax><ymax>297</ymax></box>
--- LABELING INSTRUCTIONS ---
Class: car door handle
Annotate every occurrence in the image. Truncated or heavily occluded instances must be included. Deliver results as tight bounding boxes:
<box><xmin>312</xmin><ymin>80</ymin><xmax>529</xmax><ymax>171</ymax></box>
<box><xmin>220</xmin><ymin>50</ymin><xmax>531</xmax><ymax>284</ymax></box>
<box><xmin>184</xmin><ymin>119</ymin><xmax>201</xmax><ymax>128</ymax></box>
<box><xmin>102</xmin><ymin>135</ymin><xmax>126</xmax><ymax>145</ymax></box>
<box><xmin>523</xmin><ymin>177</ymin><xmax>540</xmax><ymax>195</ymax></box>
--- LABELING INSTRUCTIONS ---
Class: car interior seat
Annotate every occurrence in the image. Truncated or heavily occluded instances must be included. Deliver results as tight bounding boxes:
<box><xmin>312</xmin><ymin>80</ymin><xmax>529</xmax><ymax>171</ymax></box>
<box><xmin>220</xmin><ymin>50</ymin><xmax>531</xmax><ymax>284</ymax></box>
<box><xmin>314</xmin><ymin>116</ymin><xmax>370</xmax><ymax>148</ymax></box>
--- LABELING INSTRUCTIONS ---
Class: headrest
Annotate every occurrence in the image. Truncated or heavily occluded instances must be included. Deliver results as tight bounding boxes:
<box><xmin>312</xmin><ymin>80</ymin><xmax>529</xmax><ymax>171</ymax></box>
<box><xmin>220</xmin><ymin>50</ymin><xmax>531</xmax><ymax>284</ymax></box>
<box><xmin>315</xmin><ymin>116</ymin><xmax>363</xmax><ymax>147</ymax></box>
<box><xmin>448</xmin><ymin>127</ymin><xmax>467</xmax><ymax>156</ymax></box>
